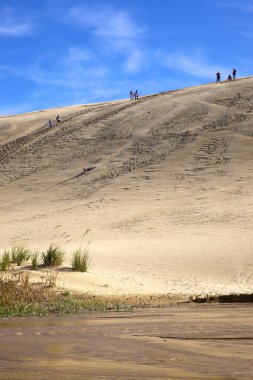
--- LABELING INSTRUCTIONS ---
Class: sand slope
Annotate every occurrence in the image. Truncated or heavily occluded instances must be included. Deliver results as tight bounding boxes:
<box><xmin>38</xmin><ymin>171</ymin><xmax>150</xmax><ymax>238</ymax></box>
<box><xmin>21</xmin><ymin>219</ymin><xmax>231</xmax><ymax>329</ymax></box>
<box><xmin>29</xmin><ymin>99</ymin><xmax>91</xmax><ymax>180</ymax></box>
<box><xmin>0</xmin><ymin>78</ymin><xmax>253</xmax><ymax>296</ymax></box>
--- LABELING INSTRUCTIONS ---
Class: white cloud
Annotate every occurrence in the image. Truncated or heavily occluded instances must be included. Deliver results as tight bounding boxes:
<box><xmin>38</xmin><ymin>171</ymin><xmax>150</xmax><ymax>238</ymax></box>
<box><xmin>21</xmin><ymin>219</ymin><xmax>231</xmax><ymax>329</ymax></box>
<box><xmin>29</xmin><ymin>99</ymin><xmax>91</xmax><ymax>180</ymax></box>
<box><xmin>160</xmin><ymin>51</ymin><xmax>229</xmax><ymax>79</ymax></box>
<box><xmin>69</xmin><ymin>6</ymin><xmax>144</xmax><ymax>42</ymax></box>
<box><xmin>124</xmin><ymin>50</ymin><xmax>144</xmax><ymax>73</ymax></box>
<box><xmin>27</xmin><ymin>64</ymin><xmax>108</xmax><ymax>90</ymax></box>
<box><xmin>0</xmin><ymin>23</ymin><xmax>33</xmax><ymax>36</ymax></box>
<box><xmin>67</xmin><ymin>5</ymin><xmax>147</xmax><ymax>74</ymax></box>
<box><xmin>0</xmin><ymin>6</ymin><xmax>34</xmax><ymax>36</ymax></box>
<box><xmin>21</xmin><ymin>44</ymin><xmax>108</xmax><ymax>92</ymax></box>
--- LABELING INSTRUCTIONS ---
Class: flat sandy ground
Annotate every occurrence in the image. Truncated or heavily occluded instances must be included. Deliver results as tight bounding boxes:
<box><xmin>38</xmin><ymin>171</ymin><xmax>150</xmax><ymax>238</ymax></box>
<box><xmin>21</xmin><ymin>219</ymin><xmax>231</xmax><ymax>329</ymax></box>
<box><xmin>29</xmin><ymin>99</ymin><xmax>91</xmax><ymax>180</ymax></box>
<box><xmin>1</xmin><ymin>304</ymin><xmax>253</xmax><ymax>379</ymax></box>
<box><xmin>0</xmin><ymin>77</ymin><xmax>253</xmax><ymax>296</ymax></box>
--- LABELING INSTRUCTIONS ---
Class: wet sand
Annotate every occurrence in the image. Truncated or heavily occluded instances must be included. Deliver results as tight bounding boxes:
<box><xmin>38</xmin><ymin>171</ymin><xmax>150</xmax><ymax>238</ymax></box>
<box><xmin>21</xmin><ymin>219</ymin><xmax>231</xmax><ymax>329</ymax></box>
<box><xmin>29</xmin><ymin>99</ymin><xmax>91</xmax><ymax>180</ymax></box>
<box><xmin>0</xmin><ymin>304</ymin><xmax>253</xmax><ymax>379</ymax></box>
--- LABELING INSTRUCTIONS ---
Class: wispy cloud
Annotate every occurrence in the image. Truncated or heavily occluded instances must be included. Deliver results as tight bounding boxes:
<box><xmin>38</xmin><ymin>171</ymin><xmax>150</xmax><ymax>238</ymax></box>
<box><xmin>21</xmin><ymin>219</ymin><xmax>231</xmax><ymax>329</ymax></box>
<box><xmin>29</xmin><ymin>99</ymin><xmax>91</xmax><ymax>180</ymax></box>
<box><xmin>66</xmin><ymin>5</ymin><xmax>147</xmax><ymax>75</ymax></box>
<box><xmin>69</xmin><ymin>5</ymin><xmax>144</xmax><ymax>42</ymax></box>
<box><xmin>27</xmin><ymin>63</ymin><xmax>108</xmax><ymax>90</ymax></box>
<box><xmin>0</xmin><ymin>6</ymin><xmax>34</xmax><ymax>36</ymax></box>
<box><xmin>0</xmin><ymin>103</ymin><xmax>35</xmax><ymax>116</ymax></box>
<box><xmin>160</xmin><ymin>51</ymin><xmax>229</xmax><ymax>79</ymax></box>
<box><xmin>213</xmin><ymin>1</ymin><xmax>253</xmax><ymax>12</ymax></box>
<box><xmin>124</xmin><ymin>50</ymin><xmax>144</xmax><ymax>73</ymax></box>
<box><xmin>63</xmin><ymin>47</ymin><xmax>93</xmax><ymax>66</ymax></box>
<box><xmin>0</xmin><ymin>65</ymin><xmax>16</xmax><ymax>78</ymax></box>
<box><xmin>242</xmin><ymin>31</ymin><xmax>253</xmax><ymax>38</ymax></box>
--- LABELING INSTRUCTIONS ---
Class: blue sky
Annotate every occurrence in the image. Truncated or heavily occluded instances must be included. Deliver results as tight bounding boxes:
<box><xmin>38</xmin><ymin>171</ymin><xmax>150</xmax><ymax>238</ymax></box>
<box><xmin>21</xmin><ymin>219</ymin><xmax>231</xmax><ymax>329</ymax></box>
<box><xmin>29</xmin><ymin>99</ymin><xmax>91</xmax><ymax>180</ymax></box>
<box><xmin>0</xmin><ymin>0</ymin><xmax>252</xmax><ymax>115</ymax></box>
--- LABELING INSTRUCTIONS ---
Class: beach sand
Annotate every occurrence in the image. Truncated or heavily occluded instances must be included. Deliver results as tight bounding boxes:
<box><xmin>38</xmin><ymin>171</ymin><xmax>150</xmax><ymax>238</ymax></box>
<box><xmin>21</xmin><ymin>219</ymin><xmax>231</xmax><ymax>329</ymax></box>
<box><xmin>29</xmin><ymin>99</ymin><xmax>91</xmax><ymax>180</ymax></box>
<box><xmin>0</xmin><ymin>78</ymin><xmax>252</xmax><ymax>297</ymax></box>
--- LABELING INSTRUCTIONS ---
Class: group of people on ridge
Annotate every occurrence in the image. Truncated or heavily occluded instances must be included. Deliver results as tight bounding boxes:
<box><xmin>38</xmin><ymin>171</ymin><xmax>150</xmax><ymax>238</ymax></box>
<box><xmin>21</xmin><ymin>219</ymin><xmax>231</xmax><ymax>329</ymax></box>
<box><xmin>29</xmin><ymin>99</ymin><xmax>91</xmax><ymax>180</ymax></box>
<box><xmin>129</xmin><ymin>90</ymin><xmax>139</xmax><ymax>100</ymax></box>
<box><xmin>46</xmin><ymin>115</ymin><xmax>62</xmax><ymax>128</ymax></box>
<box><xmin>216</xmin><ymin>68</ymin><xmax>236</xmax><ymax>83</ymax></box>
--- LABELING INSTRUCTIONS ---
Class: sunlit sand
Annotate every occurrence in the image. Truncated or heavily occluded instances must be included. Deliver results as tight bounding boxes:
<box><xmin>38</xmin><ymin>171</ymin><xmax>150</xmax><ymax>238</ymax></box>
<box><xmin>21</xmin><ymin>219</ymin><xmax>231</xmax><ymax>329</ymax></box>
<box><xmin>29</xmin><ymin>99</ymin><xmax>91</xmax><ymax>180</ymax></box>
<box><xmin>0</xmin><ymin>77</ymin><xmax>252</xmax><ymax>297</ymax></box>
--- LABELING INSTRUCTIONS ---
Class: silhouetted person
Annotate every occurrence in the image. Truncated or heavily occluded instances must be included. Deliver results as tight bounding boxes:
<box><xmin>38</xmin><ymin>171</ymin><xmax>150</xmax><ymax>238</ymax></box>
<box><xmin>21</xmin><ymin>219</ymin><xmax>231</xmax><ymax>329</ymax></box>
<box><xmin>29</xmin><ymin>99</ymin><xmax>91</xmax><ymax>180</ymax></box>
<box><xmin>56</xmin><ymin>115</ymin><xmax>60</xmax><ymax>123</ymax></box>
<box><xmin>216</xmin><ymin>71</ymin><xmax>221</xmax><ymax>83</ymax></box>
<box><xmin>232</xmin><ymin>68</ymin><xmax>236</xmax><ymax>80</ymax></box>
<box><xmin>134</xmin><ymin>90</ymin><xmax>139</xmax><ymax>100</ymax></box>
<box><xmin>227</xmin><ymin>74</ymin><xmax>232</xmax><ymax>81</ymax></box>
<box><xmin>130</xmin><ymin>90</ymin><xmax>134</xmax><ymax>101</ymax></box>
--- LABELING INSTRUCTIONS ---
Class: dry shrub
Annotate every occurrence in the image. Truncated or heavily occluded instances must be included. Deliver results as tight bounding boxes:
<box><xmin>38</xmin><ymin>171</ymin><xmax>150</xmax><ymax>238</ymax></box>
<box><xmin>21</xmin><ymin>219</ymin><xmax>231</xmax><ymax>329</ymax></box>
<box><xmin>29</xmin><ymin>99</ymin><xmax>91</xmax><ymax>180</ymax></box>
<box><xmin>0</xmin><ymin>271</ymin><xmax>56</xmax><ymax>316</ymax></box>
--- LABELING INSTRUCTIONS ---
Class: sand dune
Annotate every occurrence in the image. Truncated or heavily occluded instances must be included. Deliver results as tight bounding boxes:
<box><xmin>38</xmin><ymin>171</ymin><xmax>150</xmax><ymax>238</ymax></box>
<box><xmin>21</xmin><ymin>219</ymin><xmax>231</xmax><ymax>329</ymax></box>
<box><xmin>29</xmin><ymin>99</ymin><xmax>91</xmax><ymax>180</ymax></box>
<box><xmin>0</xmin><ymin>78</ymin><xmax>253</xmax><ymax>296</ymax></box>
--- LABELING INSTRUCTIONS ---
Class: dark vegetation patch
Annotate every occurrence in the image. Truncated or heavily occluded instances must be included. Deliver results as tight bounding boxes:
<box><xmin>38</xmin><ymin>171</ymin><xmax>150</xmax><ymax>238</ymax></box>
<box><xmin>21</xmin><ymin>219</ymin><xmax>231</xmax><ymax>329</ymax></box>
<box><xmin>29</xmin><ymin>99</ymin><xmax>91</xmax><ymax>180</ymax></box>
<box><xmin>192</xmin><ymin>293</ymin><xmax>253</xmax><ymax>303</ymax></box>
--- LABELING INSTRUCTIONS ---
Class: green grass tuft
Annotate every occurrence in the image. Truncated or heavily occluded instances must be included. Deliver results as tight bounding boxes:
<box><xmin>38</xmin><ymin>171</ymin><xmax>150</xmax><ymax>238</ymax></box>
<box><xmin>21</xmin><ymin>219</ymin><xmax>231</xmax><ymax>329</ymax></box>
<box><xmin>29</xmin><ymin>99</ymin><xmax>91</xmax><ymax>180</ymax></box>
<box><xmin>71</xmin><ymin>248</ymin><xmax>91</xmax><ymax>272</ymax></box>
<box><xmin>42</xmin><ymin>244</ymin><xmax>65</xmax><ymax>267</ymax></box>
<box><xmin>0</xmin><ymin>252</ymin><xmax>11</xmax><ymax>271</ymax></box>
<box><xmin>11</xmin><ymin>245</ymin><xmax>31</xmax><ymax>266</ymax></box>
<box><xmin>31</xmin><ymin>251</ymin><xmax>39</xmax><ymax>270</ymax></box>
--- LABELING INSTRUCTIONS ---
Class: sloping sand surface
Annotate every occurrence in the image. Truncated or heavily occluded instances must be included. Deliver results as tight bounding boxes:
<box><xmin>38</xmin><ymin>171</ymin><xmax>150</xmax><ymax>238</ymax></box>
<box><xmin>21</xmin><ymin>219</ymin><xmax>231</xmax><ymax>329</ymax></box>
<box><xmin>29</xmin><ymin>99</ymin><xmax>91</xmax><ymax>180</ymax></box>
<box><xmin>0</xmin><ymin>78</ymin><xmax>252</xmax><ymax>296</ymax></box>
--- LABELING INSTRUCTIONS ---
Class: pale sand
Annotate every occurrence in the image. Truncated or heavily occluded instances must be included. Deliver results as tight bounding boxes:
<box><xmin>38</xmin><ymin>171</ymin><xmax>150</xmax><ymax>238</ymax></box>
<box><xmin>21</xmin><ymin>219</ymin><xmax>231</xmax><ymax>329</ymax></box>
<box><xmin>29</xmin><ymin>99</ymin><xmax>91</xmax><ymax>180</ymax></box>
<box><xmin>0</xmin><ymin>78</ymin><xmax>252</xmax><ymax>296</ymax></box>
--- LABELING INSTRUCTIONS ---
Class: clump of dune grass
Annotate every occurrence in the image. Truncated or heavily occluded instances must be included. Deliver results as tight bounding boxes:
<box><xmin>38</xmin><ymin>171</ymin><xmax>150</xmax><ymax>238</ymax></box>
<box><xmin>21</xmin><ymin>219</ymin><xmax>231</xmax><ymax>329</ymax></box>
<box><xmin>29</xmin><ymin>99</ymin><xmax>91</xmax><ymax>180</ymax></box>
<box><xmin>0</xmin><ymin>251</ymin><xmax>11</xmax><ymax>271</ymax></box>
<box><xmin>71</xmin><ymin>229</ymin><xmax>91</xmax><ymax>272</ymax></box>
<box><xmin>42</xmin><ymin>244</ymin><xmax>65</xmax><ymax>267</ymax></box>
<box><xmin>11</xmin><ymin>245</ymin><xmax>31</xmax><ymax>266</ymax></box>
<box><xmin>31</xmin><ymin>251</ymin><xmax>40</xmax><ymax>270</ymax></box>
<box><xmin>71</xmin><ymin>246</ymin><xmax>91</xmax><ymax>272</ymax></box>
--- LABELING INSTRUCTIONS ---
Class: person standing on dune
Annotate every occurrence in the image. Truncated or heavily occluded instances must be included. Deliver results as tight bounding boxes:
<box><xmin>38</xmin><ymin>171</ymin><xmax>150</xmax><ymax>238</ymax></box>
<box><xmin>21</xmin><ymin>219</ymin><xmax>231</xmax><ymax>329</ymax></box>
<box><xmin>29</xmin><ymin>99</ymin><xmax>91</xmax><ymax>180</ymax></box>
<box><xmin>134</xmin><ymin>90</ymin><xmax>139</xmax><ymax>100</ymax></box>
<box><xmin>232</xmin><ymin>68</ymin><xmax>236</xmax><ymax>80</ymax></box>
<box><xmin>216</xmin><ymin>71</ymin><xmax>221</xmax><ymax>83</ymax></box>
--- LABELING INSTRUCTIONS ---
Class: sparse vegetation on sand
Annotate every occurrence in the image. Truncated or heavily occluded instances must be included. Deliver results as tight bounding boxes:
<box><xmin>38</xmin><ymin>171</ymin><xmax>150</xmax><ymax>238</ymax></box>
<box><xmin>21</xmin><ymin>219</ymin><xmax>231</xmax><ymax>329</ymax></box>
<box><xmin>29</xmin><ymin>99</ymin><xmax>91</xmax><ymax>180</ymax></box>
<box><xmin>0</xmin><ymin>240</ymin><xmax>192</xmax><ymax>317</ymax></box>
<box><xmin>71</xmin><ymin>247</ymin><xmax>91</xmax><ymax>272</ymax></box>
<box><xmin>11</xmin><ymin>245</ymin><xmax>31</xmax><ymax>266</ymax></box>
<box><xmin>0</xmin><ymin>252</ymin><xmax>11</xmax><ymax>271</ymax></box>
<box><xmin>31</xmin><ymin>251</ymin><xmax>39</xmax><ymax>270</ymax></box>
<box><xmin>0</xmin><ymin>234</ymin><xmax>99</xmax><ymax>317</ymax></box>
<box><xmin>0</xmin><ymin>270</ymin><xmax>133</xmax><ymax>317</ymax></box>
<box><xmin>1</xmin><ymin>229</ymin><xmax>92</xmax><ymax>274</ymax></box>
<box><xmin>42</xmin><ymin>244</ymin><xmax>65</xmax><ymax>267</ymax></box>
<box><xmin>0</xmin><ymin>267</ymin><xmax>199</xmax><ymax>318</ymax></box>
<box><xmin>1</xmin><ymin>260</ymin><xmax>252</xmax><ymax>317</ymax></box>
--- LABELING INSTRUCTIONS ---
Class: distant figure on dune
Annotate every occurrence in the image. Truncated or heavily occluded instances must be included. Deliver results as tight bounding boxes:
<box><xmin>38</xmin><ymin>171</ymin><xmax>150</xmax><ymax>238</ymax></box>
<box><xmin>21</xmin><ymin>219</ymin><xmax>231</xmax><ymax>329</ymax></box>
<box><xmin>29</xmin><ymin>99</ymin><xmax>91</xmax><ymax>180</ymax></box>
<box><xmin>232</xmin><ymin>68</ymin><xmax>236</xmax><ymax>80</ymax></box>
<box><xmin>56</xmin><ymin>115</ymin><xmax>61</xmax><ymax>123</ymax></box>
<box><xmin>134</xmin><ymin>90</ymin><xmax>139</xmax><ymax>100</ymax></box>
<box><xmin>48</xmin><ymin>119</ymin><xmax>53</xmax><ymax>128</ymax></box>
<box><xmin>83</xmin><ymin>166</ymin><xmax>96</xmax><ymax>174</ymax></box>
<box><xmin>227</xmin><ymin>74</ymin><xmax>232</xmax><ymax>81</ymax></box>
<box><xmin>216</xmin><ymin>71</ymin><xmax>221</xmax><ymax>83</ymax></box>
<box><xmin>130</xmin><ymin>90</ymin><xmax>134</xmax><ymax>101</ymax></box>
